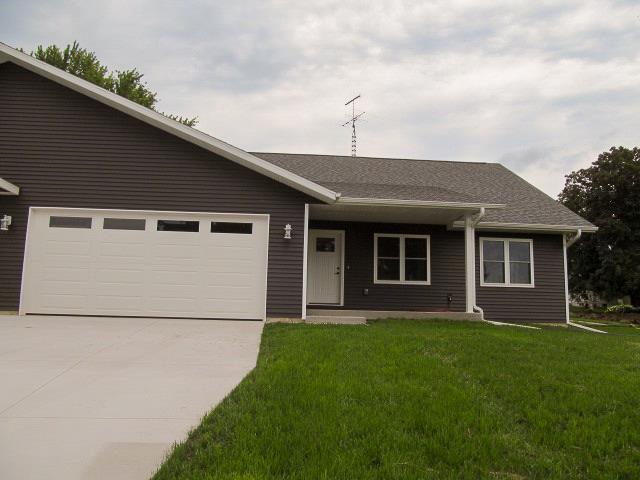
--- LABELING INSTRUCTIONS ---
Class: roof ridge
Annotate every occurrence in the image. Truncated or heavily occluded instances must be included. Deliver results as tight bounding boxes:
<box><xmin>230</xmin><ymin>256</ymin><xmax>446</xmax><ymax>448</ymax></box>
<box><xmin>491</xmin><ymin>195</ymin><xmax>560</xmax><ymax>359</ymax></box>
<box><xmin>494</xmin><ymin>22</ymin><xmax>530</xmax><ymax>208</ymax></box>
<box><xmin>251</xmin><ymin>151</ymin><xmax>496</xmax><ymax>166</ymax></box>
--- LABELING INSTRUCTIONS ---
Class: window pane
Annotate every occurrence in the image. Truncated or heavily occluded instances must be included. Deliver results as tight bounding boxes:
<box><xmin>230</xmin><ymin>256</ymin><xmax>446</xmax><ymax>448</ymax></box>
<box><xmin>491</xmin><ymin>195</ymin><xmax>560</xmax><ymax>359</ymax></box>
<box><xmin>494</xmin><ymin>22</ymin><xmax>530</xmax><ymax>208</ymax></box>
<box><xmin>510</xmin><ymin>262</ymin><xmax>531</xmax><ymax>284</ymax></box>
<box><xmin>157</xmin><ymin>220</ymin><xmax>199</xmax><ymax>232</ymax></box>
<box><xmin>483</xmin><ymin>240</ymin><xmax>504</xmax><ymax>261</ymax></box>
<box><xmin>316</xmin><ymin>237</ymin><xmax>335</xmax><ymax>252</ymax></box>
<box><xmin>103</xmin><ymin>218</ymin><xmax>146</xmax><ymax>230</ymax></box>
<box><xmin>211</xmin><ymin>222</ymin><xmax>252</xmax><ymax>234</ymax></box>
<box><xmin>405</xmin><ymin>237</ymin><xmax>427</xmax><ymax>258</ymax></box>
<box><xmin>483</xmin><ymin>261</ymin><xmax>505</xmax><ymax>283</ymax></box>
<box><xmin>405</xmin><ymin>258</ymin><xmax>427</xmax><ymax>281</ymax></box>
<box><xmin>49</xmin><ymin>216</ymin><xmax>92</xmax><ymax>229</ymax></box>
<box><xmin>509</xmin><ymin>241</ymin><xmax>531</xmax><ymax>262</ymax></box>
<box><xmin>377</xmin><ymin>237</ymin><xmax>400</xmax><ymax>258</ymax></box>
<box><xmin>377</xmin><ymin>258</ymin><xmax>400</xmax><ymax>281</ymax></box>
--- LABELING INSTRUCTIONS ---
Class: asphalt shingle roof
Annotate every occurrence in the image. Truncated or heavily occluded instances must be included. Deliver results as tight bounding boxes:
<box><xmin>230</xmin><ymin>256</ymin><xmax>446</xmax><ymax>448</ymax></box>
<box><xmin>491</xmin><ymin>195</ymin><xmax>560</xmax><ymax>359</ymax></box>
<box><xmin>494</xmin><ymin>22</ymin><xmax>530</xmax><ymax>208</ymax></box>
<box><xmin>252</xmin><ymin>152</ymin><xmax>594</xmax><ymax>229</ymax></box>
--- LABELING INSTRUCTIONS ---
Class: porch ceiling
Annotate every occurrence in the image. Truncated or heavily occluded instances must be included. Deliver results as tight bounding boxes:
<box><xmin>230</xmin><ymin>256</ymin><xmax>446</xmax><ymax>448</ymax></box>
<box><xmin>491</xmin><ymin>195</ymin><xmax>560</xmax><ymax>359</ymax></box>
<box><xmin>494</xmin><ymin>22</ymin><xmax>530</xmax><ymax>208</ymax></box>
<box><xmin>309</xmin><ymin>203</ymin><xmax>478</xmax><ymax>225</ymax></box>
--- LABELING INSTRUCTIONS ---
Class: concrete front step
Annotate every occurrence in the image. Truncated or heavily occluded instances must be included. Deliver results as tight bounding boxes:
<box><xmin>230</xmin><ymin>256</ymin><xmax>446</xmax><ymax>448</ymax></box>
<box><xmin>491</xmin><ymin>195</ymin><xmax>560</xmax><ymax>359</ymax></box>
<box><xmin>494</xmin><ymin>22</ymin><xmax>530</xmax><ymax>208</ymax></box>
<box><xmin>307</xmin><ymin>309</ymin><xmax>482</xmax><ymax>321</ymax></box>
<box><xmin>305</xmin><ymin>315</ymin><xmax>367</xmax><ymax>325</ymax></box>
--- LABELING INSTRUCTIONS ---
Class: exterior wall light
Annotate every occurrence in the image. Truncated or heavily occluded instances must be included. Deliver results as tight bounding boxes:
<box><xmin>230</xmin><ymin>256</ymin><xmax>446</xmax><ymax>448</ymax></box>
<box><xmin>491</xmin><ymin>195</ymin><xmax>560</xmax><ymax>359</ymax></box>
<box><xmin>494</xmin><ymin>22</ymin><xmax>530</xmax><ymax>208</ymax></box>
<box><xmin>0</xmin><ymin>215</ymin><xmax>12</xmax><ymax>231</ymax></box>
<box><xmin>283</xmin><ymin>224</ymin><xmax>292</xmax><ymax>239</ymax></box>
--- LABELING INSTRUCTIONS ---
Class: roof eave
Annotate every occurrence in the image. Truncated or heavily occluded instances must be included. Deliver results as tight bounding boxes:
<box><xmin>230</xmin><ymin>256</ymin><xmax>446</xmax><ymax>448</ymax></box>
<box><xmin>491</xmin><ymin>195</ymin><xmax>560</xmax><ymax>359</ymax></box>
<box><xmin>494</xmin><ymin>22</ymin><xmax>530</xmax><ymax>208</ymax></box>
<box><xmin>337</xmin><ymin>197</ymin><xmax>505</xmax><ymax>210</ymax></box>
<box><xmin>0</xmin><ymin>43</ymin><xmax>337</xmax><ymax>203</ymax></box>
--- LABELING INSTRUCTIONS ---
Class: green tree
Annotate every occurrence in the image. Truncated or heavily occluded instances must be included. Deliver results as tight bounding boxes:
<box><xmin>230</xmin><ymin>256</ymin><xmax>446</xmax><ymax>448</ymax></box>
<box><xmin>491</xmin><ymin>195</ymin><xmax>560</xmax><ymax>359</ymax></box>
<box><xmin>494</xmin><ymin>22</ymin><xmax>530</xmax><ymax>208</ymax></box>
<box><xmin>559</xmin><ymin>146</ymin><xmax>640</xmax><ymax>306</ymax></box>
<box><xmin>31</xmin><ymin>42</ymin><xmax>197</xmax><ymax>127</ymax></box>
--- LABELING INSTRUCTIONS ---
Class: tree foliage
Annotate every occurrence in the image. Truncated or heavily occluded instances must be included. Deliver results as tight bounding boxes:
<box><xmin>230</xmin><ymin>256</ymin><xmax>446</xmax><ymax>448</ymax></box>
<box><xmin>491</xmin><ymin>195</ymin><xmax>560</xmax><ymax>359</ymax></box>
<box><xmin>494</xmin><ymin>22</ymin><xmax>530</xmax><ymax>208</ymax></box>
<box><xmin>31</xmin><ymin>42</ymin><xmax>197</xmax><ymax>126</ymax></box>
<box><xmin>559</xmin><ymin>146</ymin><xmax>640</xmax><ymax>305</ymax></box>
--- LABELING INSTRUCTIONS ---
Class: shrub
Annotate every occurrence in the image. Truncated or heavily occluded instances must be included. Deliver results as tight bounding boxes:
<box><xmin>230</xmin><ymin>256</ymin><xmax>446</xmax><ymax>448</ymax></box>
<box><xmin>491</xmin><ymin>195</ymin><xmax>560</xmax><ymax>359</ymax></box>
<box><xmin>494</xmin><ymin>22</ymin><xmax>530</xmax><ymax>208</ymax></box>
<box><xmin>605</xmin><ymin>304</ymin><xmax>639</xmax><ymax>314</ymax></box>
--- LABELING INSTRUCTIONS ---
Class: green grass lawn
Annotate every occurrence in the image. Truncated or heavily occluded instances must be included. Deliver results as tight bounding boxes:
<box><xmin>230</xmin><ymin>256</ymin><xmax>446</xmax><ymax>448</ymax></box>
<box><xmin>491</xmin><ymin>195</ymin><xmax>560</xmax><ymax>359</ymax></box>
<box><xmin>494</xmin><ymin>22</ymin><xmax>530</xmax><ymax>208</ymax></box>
<box><xmin>154</xmin><ymin>320</ymin><xmax>640</xmax><ymax>479</ymax></box>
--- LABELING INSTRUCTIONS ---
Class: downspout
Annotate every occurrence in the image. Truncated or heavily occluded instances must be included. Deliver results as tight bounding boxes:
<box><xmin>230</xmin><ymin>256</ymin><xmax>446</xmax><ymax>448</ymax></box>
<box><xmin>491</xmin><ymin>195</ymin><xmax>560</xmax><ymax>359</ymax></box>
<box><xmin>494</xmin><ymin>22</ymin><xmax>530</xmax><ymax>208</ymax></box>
<box><xmin>466</xmin><ymin>208</ymin><xmax>485</xmax><ymax>318</ymax></box>
<box><xmin>564</xmin><ymin>229</ymin><xmax>606</xmax><ymax>333</ymax></box>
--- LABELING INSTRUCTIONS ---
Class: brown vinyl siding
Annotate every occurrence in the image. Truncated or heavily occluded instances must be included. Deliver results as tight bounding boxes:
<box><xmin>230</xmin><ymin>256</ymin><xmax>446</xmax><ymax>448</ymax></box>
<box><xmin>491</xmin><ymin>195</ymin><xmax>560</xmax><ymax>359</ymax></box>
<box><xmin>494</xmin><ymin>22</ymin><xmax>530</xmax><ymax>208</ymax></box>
<box><xmin>0</xmin><ymin>62</ymin><xmax>311</xmax><ymax>317</ymax></box>
<box><xmin>309</xmin><ymin>221</ymin><xmax>467</xmax><ymax>312</ymax></box>
<box><xmin>476</xmin><ymin>232</ymin><xmax>566</xmax><ymax>322</ymax></box>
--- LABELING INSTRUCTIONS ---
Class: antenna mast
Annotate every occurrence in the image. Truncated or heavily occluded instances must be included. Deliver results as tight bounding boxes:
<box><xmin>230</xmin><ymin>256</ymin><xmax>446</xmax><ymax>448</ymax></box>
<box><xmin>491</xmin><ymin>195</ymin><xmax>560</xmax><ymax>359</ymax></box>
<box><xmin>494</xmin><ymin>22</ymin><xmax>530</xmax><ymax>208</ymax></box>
<box><xmin>342</xmin><ymin>95</ymin><xmax>365</xmax><ymax>157</ymax></box>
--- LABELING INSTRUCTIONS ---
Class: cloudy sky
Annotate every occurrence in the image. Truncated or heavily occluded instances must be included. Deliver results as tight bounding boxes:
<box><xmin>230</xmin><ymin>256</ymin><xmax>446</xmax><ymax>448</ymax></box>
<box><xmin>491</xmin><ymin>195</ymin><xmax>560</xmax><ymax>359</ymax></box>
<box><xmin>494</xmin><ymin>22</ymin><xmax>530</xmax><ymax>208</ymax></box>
<box><xmin>3</xmin><ymin>0</ymin><xmax>639</xmax><ymax>197</ymax></box>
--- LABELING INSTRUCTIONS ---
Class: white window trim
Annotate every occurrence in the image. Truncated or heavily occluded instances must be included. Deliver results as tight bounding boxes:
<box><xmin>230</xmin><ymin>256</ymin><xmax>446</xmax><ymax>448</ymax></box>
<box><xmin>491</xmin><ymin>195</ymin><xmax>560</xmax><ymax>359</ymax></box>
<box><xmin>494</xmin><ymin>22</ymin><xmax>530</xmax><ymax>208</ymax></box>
<box><xmin>373</xmin><ymin>234</ymin><xmax>431</xmax><ymax>285</ymax></box>
<box><xmin>479</xmin><ymin>237</ymin><xmax>535</xmax><ymax>288</ymax></box>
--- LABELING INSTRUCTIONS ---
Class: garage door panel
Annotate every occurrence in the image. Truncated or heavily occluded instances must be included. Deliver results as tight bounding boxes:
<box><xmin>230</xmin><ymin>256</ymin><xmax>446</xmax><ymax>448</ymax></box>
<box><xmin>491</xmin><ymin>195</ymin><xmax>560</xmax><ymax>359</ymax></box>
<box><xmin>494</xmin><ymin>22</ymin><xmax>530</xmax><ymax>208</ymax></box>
<box><xmin>41</xmin><ymin>266</ymin><xmax>91</xmax><ymax>282</ymax></box>
<box><xmin>97</xmin><ymin>242</ymin><xmax>147</xmax><ymax>257</ymax></box>
<box><xmin>95</xmin><ymin>295</ymin><xmax>144</xmax><ymax>311</ymax></box>
<box><xmin>21</xmin><ymin>209</ymin><xmax>269</xmax><ymax>320</ymax></box>
<box><xmin>96</xmin><ymin>268</ymin><xmax>145</xmax><ymax>283</ymax></box>
<box><xmin>44</xmin><ymin>240</ymin><xmax>92</xmax><ymax>256</ymax></box>
<box><xmin>40</xmin><ymin>294</ymin><xmax>89</xmax><ymax>310</ymax></box>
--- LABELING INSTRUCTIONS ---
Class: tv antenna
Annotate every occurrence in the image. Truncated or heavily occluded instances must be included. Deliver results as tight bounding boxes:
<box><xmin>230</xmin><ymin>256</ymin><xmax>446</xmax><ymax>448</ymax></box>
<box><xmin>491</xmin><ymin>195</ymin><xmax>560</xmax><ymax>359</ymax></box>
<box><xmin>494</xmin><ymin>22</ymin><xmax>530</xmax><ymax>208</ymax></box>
<box><xmin>342</xmin><ymin>95</ymin><xmax>365</xmax><ymax>157</ymax></box>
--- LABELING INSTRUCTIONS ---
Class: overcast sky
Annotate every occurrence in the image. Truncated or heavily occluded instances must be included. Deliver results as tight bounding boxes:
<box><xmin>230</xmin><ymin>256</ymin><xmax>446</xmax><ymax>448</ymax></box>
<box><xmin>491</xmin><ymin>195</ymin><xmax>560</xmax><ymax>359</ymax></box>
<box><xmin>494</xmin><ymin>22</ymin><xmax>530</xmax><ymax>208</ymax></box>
<box><xmin>3</xmin><ymin>0</ymin><xmax>639</xmax><ymax>197</ymax></box>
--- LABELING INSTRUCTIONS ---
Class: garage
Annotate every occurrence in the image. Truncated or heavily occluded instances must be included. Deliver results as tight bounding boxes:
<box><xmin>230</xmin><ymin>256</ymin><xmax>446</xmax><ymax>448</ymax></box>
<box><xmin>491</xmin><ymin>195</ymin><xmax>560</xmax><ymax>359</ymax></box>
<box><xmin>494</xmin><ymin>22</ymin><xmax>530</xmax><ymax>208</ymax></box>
<box><xmin>20</xmin><ymin>208</ymin><xmax>269</xmax><ymax>320</ymax></box>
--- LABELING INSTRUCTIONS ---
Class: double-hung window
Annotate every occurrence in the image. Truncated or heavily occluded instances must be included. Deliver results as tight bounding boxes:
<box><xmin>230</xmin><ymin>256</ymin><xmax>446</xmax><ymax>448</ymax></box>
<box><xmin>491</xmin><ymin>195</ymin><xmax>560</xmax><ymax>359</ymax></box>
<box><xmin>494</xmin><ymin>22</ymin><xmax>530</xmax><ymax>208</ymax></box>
<box><xmin>480</xmin><ymin>238</ymin><xmax>534</xmax><ymax>287</ymax></box>
<box><xmin>374</xmin><ymin>234</ymin><xmax>430</xmax><ymax>284</ymax></box>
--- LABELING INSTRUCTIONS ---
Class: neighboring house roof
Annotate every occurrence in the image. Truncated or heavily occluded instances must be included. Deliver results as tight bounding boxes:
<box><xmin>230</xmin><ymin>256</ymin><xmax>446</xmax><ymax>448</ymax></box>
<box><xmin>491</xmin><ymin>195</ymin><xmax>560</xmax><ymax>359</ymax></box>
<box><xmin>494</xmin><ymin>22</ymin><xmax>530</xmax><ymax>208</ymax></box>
<box><xmin>0</xmin><ymin>42</ymin><xmax>337</xmax><ymax>203</ymax></box>
<box><xmin>252</xmin><ymin>153</ymin><xmax>596</xmax><ymax>232</ymax></box>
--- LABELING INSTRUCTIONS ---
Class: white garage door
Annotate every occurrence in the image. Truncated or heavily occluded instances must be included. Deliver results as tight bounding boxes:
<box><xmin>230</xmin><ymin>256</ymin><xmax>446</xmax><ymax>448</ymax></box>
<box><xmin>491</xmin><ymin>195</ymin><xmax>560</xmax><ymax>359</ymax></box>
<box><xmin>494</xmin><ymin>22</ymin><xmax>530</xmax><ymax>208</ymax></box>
<box><xmin>20</xmin><ymin>208</ymin><xmax>269</xmax><ymax>320</ymax></box>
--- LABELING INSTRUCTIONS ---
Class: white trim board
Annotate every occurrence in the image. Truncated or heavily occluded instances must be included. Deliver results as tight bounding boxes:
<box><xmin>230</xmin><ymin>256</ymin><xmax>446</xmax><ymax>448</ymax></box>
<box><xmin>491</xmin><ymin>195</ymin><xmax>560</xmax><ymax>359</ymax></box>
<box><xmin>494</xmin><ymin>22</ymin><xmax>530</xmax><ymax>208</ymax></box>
<box><xmin>479</xmin><ymin>237</ymin><xmax>535</xmax><ymax>288</ymax></box>
<box><xmin>0</xmin><ymin>42</ymin><xmax>337</xmax><ymax>203</ymax></box>
<box><xmin>0</xmin><ymin>177</ymin><xmax>19</xmax><ymax>195</ymax></box>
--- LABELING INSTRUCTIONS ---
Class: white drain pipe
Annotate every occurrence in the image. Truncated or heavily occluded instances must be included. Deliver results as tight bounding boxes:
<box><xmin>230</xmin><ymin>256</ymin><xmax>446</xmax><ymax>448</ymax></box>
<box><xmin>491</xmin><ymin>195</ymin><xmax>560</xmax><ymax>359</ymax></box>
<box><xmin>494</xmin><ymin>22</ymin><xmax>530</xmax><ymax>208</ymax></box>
<box><xmin>563</xmin><ymin>229</ymin><xmax>606</xmax><ymax>334</ymax></box>
<box><xmin>465</xmin><ymin>208</ymin><xmax>485</xmax><ymax>317</ymax></box>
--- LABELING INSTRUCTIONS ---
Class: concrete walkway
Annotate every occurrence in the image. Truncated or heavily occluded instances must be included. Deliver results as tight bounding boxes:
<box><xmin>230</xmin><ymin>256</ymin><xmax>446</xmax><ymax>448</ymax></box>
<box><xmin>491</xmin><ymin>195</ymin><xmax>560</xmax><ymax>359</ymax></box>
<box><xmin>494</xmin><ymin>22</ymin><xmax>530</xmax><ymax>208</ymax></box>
<box><xmin>0</xmin><ymin>315</ymin><xmax>263</xmax><ymax>480</ymax></box>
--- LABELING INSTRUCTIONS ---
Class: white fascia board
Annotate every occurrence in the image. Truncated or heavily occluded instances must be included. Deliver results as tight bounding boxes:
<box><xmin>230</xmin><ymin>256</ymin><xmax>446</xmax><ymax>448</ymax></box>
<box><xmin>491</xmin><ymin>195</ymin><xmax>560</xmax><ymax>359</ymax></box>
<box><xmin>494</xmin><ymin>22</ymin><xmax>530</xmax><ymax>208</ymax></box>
<box><xmin>0</xmin><ymin>43</ymin><xmax>337</xmax><ymax>203</ymax></box>
<box><xmin>337</xmin><ymin>197</ymin><xmax>505</xmax><ymax>209</ymax></box>
<box><xmin>0</xmin><ymin>177</ymin><xmax>20</xmax><ymax>195</ymax></box>
<box><xmin>449</xmin><ymin>220</ymin><xmax>598</xmax><ymax>233</ymax></box>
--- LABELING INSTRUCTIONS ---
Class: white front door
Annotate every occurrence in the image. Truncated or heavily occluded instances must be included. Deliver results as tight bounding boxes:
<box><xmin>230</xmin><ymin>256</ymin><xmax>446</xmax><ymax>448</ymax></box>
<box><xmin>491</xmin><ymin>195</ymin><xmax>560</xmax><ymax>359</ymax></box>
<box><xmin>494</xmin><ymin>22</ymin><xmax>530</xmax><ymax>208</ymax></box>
<box><xmin>307</xmin><ymin>229</ymin><xmax>343</xmax><ymax>304</ymax></box>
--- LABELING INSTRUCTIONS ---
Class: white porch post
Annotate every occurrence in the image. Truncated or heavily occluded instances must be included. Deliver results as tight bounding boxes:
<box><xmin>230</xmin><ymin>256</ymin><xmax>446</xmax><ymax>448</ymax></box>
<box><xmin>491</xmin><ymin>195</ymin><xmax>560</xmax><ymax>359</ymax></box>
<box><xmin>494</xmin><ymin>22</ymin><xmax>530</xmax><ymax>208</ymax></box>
<box><xmin>301</xmin><ymin>203</ymin><xmax>309</xmax><ymax>320</ymax></box>
<box><xmin>464</xmin><ymin>213</ymin><xmax>477</xmax><ymax>314</ymax></box>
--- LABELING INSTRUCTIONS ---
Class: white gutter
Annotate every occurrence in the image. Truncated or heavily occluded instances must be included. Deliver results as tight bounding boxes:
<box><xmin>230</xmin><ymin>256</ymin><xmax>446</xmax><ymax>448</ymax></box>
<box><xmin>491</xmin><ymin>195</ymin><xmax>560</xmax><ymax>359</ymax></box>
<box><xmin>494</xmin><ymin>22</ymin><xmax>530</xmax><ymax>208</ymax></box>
<box><xmin>562</xmin><ymin>228</ymin><xmax>606</xmax><ymax>334</ymax></box>
<box><xmin>449</xmin><ymin>221</ymin><xmax>598</xmax><ymax>233</ymax></box>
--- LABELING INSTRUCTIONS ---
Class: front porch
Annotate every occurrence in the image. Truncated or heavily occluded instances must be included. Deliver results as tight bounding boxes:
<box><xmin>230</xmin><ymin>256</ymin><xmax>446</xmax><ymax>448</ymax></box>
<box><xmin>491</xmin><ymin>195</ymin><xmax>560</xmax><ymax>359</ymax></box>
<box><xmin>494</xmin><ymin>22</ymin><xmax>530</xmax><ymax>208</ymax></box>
<box><xmin>303</xmin><ymin>201</ymin><xmax>488</xmax><ymax>320</ymax></box>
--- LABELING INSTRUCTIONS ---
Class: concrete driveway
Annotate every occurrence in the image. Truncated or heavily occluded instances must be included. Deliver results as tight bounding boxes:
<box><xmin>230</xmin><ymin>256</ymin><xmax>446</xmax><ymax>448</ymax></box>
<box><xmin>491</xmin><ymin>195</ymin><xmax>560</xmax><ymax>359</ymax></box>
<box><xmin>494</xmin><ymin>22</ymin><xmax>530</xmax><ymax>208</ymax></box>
<box><xmin>0</xmin><ymin>315</ymin><xmax>263</xmax><ymax>480</ymax></box>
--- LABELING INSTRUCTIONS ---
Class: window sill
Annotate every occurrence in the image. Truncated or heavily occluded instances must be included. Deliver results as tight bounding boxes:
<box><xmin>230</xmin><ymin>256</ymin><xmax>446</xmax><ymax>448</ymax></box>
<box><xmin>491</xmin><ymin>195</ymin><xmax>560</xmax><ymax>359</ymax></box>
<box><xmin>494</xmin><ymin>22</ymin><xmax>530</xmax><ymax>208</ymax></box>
<box><xmin>479</xmin><ymin>283</ymin><xmax>535</xmax><ymax>288</ymax></box>
<box><xmin>374</xmin><ymin>280</ymin><xmax>431</xmax><ymax>286</ymax></box>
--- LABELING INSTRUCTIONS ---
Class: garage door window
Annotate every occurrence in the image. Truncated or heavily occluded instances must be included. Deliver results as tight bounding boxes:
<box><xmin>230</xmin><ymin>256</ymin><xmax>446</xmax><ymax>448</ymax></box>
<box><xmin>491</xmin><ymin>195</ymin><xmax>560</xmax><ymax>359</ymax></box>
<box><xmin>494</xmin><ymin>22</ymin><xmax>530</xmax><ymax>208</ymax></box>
<box><xmin>211</xmin><ymin>222</ymin><xmax>253</xmax><ymax>234</ymax></box>
<box><xmin>49</xmin><ymin>216</ymin><xmax>92</xmax><ymax>229</ymax></box>
<box><xmin>103</xmin><ymin>218</ymin><xmax>146</xmax><ymax>230</ymax></box>
<box><xmin>157</xmin><ymin>220</ymin><xmax>199</xmax><ymax>232</ymax></box>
